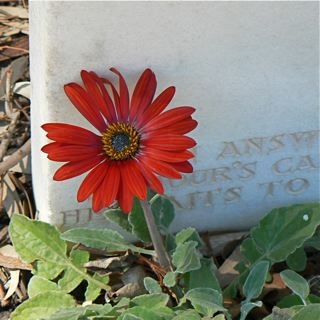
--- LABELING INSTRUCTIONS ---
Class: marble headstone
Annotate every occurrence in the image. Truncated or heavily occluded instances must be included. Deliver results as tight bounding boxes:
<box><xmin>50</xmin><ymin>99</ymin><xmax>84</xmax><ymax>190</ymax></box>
<box><xmin>30</xmin><ymin>1</ymin><xmax>319</xmax><ymax>232</ymax></box>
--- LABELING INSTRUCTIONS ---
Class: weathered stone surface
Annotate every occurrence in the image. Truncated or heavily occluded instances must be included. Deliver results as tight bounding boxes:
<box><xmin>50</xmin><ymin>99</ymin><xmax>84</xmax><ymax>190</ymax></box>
<box><xmin>30</xmin><ymin>2</ymin><xmax>319</xmax><ymax>232</ymax></box>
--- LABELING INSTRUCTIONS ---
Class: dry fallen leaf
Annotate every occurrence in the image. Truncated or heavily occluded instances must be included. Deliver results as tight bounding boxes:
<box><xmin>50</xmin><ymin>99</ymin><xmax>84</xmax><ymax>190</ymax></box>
<box><xmin>3</xmin><ymin>270</ymin><xmax>19</xmax><ymax>301</ymax></box>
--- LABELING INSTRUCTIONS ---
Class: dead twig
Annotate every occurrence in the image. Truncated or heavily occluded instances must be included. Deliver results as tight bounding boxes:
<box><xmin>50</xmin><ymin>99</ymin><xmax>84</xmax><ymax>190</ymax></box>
<box><xmin>0</xmin><ymin>138</ymin><xmax>30</xmax><ymax>175</ymax></box>
<box><xmin>5</xmin><ymin>68</ymin><xmax>13</xmax><ymax>116</ymax></box>
<box><xmin>0</xmin><ymin>111</ymin><xmax>20</xmax><ymax>161</ymax></box>
<box><xmin>0</xmin><ymin>46</ymin><xmax>29</xmax><ymax>53</ymax></box>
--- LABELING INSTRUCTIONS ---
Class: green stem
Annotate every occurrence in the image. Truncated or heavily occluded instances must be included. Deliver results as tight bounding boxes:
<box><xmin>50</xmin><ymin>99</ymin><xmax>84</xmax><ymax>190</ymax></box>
<box><xmin>140</xmin><ymin>200</ymin><xmax>172</xmax><ymax>271</ymax></box>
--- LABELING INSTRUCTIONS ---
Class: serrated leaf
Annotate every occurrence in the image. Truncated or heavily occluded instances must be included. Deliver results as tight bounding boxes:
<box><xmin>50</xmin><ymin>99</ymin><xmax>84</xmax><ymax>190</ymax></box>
<box><xmin>58</xmin><ymin>249</ymin><xmax>89</xmax><ymax>292</ymax></box>
<box><xmin>172</xmin><ymin>241</ymin><xmax>201</xmax><ymax>274</ymax></box>
<box><xmin>131</xmin><ymin>293</ymin><xmax>169</xmax><ymax>308</ymax></box>
<box><xmin>85</xmin><ymin>273</ymin><xmax>109</xmax><ymax>301</ymax></box>
<box><xmin>61</xmin><ymin>227</ymin><xmax>154</xmax><ymax>256</ymax></box>
<box><xmin>243</xmin><ymin>260</ymin><xmax>269</xmax><ymax>301</ymax></box>
<box><xmin>172</xmin><ymin>309</ymin><xmax>201</xmax><ymax>320</ymax></box>
<box><xmin>48</xmin><ymin>304</ymin><xmax>114</xmax><ymax>320</ymax></box>
<box><xmin>28</xmin><ymin>276</ymin><xmax>59</xmax><ymax>298</ymax></box>
<box><xmin>144</xmin><ymin>277</ymin><xmax>162</xmax><ymax>294</ymax></box>
<box><xmin>280</xmin><ymin>270</ymin><xmax>310</xmax><ymax>303</ymax></box>
<box><xmin>286</xmin><ymin>247</ymin><xmax>307</xmax><ymax>272</ymax></box>
<box><xmin>128</xmin><ymin>198</ymin><xmax>151</xmax><ymax>243</ymax></box>
<box><xmin>10</xmin><ymin>291</ymin><xmax>75</xmax><ymax>320</ymax></box>
<box><xmin>242</xmin><ymin>204</ymin><xmax>320</xmax><ymax>264</ymax></box>
<box><xmin>291</xmin><ymin>304</ymin><xmax>320</xmax><ymax>320</ymax></box>
<box><xmin>151</xmin><ymin>196</ymin><xmax>175</xmax><ymax>232</ymax></box>
<box><xmin>175</xmin><ymin>227</ymin><xmax>204</xmax><ymax>248</ymax></box>
<box><xmin>35</xmin><ymin>261</ymin><xmax>64</xmax><ymax>280</ymax></box>
<box><xmin>185</xmin><ymin>258</ymin><xmax>221</xmax><ymax>293</ymax></box>
<box><xmin>239</xmin><ymin>301</ymin><xmax>263</xmax><ymax>320</ymax></box>
<box><xmin>163</xmin><ymin>271</ymin><xmax>177</xmax><ymax>287</ymax></box>
<box><xmin>9</xmin><ymin>215</ymin><xmax>109</xmax><ymax>296</ymax></box>
<box><xmin>9</xmin><ymin>214</ymin><xmax>67</xmax><ymax>265</ymax></box>
<box><xmin>104</xmin><ymin>209</ymin><xmax>132</xmax><ymax>233</ymax></box>
<box><xmin>185</xmin><ymin>288</ymin><xmax>225</xmax><ymax>317</ymax></box>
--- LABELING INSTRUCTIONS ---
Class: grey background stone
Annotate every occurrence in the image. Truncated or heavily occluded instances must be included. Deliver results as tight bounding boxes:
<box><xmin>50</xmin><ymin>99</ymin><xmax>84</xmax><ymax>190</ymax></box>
<box><xmin>30</xmin><ymin>2</ymin><xmax>319</xmax><ymax>232</ymax></box>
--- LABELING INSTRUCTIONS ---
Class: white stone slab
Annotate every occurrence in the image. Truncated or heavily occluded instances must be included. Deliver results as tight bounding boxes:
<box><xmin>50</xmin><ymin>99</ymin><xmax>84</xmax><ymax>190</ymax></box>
<box><xmin>30</xmin><ymin>1</ymin><xmax>319</xmax><ymax>233</ymax></box>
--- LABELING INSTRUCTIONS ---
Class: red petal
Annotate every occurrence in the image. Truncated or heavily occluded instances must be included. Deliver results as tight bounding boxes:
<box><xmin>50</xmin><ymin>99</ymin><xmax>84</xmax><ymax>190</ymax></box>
<box><xmin>121</xmin><ymin>160</ymin><xmax>147</xmax><ymax>200</ymax></box>
<box><xmin>139</xmin><ymin>156</ymin><xmax>182</xmax><ymax>179</ymax></box>
<box><xmin>117</xmin><ymin>180</ymin><xmax>134</xmax><ymax>214</ymax></box>
<box><xmin>77</xmin><ymin>161</ymin><xmax>109</xmax><ymax>202</ymax></box>
<box><xmin>42</xmin><ymin>123</ymin><xmax>101</xmax><ymax>146</ymax></box>
<box><xmin>81</xmin><ymin>71</ymin><xmax>117</xmax><ymax>124</ymax></box>
<box><xmin>91</xmin><ymin>163</ymin><xmax>121</xmax><ymax>212</ymax></box>
<box><xmin>142</xmin><ymin>148</ymin><xmax>194</xmax><ymax>163</ymax></box>
<box><xmin>90</xmin><ymin>71</ymin><xmax>117</xmax><ymax>123</ymax></box>
<box><xmin>130</xmin><ymin>69</ymin><xmax>156</xmax><ymax>122</ymax></box>
<box><xmin>135</xmin><ymin>158</ymin><xmax>164</xmax><ymax>194</ymax></box>
<box><xmin>154</xmin><ymin>118</ymin><xmax>198</xmax><ymax>135</ymax></box>
<box><xmin>171</xmin><ymin>161</ymin><xmax>193</xmax><ymax>173</ymax></box>
<box><xmin>142</xmin><ymin>135</ymin><xmax>196</xmax><ymax>151</ymax></box>
<box><xmin>137</xmin><ymin>86</ymin><xmax>175</xmax><ymax>127</ymax></box>
<box><xmin>142</xmin><ymin>107</ymin><xmax>195</xmax><ymax>132</ymax></box>
<box><xmin>53</xmin><ymin>155</ymin><xmax>105</xmax><ymax>181</ymax></box>
<box><xmin>110</xmin><ymin>68</ymin><xmax>130</xmax><ymax>121</ymax></box>
<box><xmin>64</xmin><ymin>83</ymin><xmax>106</xmax><ymax>132</ymax></box>
<box><xmin>43</xmin><ymin>143</ymin><xmax>102</xmax><ymax>162</ymax></box>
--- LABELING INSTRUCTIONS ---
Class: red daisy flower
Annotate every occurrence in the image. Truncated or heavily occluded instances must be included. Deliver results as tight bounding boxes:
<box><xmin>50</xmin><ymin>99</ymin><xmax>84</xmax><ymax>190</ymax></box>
<box><xmin>42</xmin><ymin>68</ymin><xmax>197</xmax><ymax>213</ymax></box>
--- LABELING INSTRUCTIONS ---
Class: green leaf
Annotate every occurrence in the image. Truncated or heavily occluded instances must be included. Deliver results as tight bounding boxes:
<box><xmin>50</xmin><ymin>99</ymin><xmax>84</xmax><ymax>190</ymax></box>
<box><xmin>9</xmin><ymin>214</ymin><xmax>67</xmax><ymax>265</ymax></box>
<box><xmin>163</xmin><ymin>271</ymin><xmax>177</xmax><ymax>288</ymax></box>
<box><xmin>185</xmin><ymin>288</ymin><xmax>225</xmax><ymax>317</ymax></box>
<box><xmin>172</xmin><ymin>310</ymin><xmax>201</xmax><ymax>320</ymax></box>
<box><xmin>241</xmin><ymin>204</ymin><xmax>320</xmax><ymax>264</ymax></box>
<box><xmin>47</xmin><ymin>308</ymin><xmax>84</xmax><ymax>320</ymax></box>
<box><xmin>280</xmin><ymin>270</ymin><xmax>310</xmax><ymax>304</ymax></box>
<box><xmin>10</xmin><ymin>291</ymin><xmax>75</xmax><ymax>320</ymax></box>
<box><xmin>291</xmin><ymin>304</ymin><xmax>320</xmax><ymax>320</ymax></box>
<box><xmin>243</xmin><ymin>260</ymin><xmax>270</xmax><ymax>301</ymax></box>
<box><xmin>172</xmin><ymin>241</ymin><xmax>201</xmax><ymax>274</ymax></box>
<box><xmin>151</xmin><ymin>196</ymin><xmax>175</xmax><ymax>232</ymax></box>
<box><xmin>286</xmin><ymin>247</ymin><xmax>307</xmax><ymax>272</ymax></box>
<box><xmin>48</xmin><ymin>305</ymin><xmax>114</xmax><ymax>320</ymax></box>
<box><xmin>128</xmin><ymin>198</ymin><xmax>151</xmax><ymax>243</ymax></box>
<box><xmin>119</xmin><ymin>307</ymin><xmax>163</xmax><ymax>320</ymax></box>
<box><xmin>123</xmin><ymin>314</ymin><xmax>142</xmax><ymax>320</ymax></box>
<box><xmin>131</xmin><ymin>293</ymin><xmax>169</xmax><ymax>308</ymax></box>
<box><xmin>9</xmin><ymin>214</ymin><xmax>110</xmax><ymax>295</ymax></box>
<box><xmin>104</xmin><ymin>208</ymin><xmax>133</xmax><ymax>233</ymax></box>
<box><xmin>28</xmin><ymin>276</ymin><xmax>59</xmax><ymax>298</ymax></box>
<box><xmin>212</xmin><ymin>315</ymin><xmax>227</xmax><ymax>320</ymax></box>
<box><xmin>61</xmin><ymin>227</ymin><xmax>154</xmax><ymax>256</ymax></box>
<box><xmin>239</xmin><ymin>301</ymin><xmax>262</xmax><ymax>320</ymax></box>
<box><xmin>240</xmin><ymin>238</ymin><xmax>263</xmax><ymax>265</ymax></box>
<box><xmin>144</xmin><ymin>277</ymin><xmax>162</xmax><ymax>294</ymax></box>
<box><xmin>165</xmin><ymin>233</ymin><xmax>177</xmax><ymax>255</ymax></box>
<box><xmin>276</xmin><ymin>294</ymin><xmax>320</xmax><ymax>308</ymax></box>
<box><xmin>35</xmin><ymin>261</ymin><xmax>64</xmax><ymax>280</ymax></box>
<box><xmin>58</xmin><ymin>249</ymin><xmax>89</xmax><ymax>292</ymax></box>
<box><xmin>175</xmin><ymin>227</ymin><xmax>204</xmax><ymax>248</ymax></box>
<box><xmin>85</xmin><ymin>273</ymin><xmax>109</xmax><ymax>301</ymax></box>
<box><xmin>185</xmin><ymin>258</ymin><xmax>221</xmax><ymax>292</ymax></box>
<box><xmin>305</xmin><ymin>232</ymin><xmax>320</xmax><ymax>250</ymax></box>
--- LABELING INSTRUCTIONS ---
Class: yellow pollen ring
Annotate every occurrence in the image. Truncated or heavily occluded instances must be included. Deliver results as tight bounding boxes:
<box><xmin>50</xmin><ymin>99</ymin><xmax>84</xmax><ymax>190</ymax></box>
<box><xmin>101</xmin><ymin>122</ymin><xmax>140</xmax><ymax>160</ymax></box>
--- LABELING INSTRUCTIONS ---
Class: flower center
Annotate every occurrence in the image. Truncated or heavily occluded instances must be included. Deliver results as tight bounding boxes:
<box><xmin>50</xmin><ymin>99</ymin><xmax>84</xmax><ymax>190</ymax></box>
<box><xmin>102</xmin><ymin>122</ymin><xmax>140</xmax><ymax>160</ymax></box>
